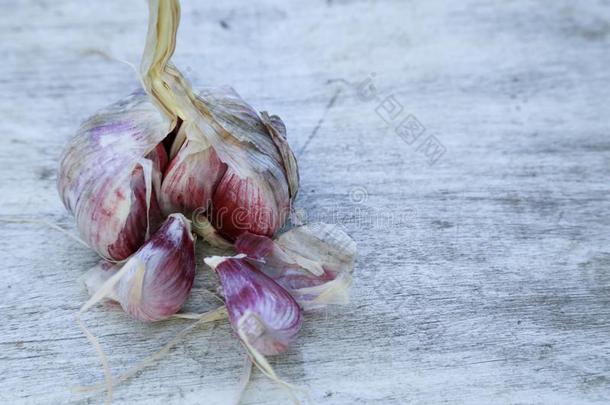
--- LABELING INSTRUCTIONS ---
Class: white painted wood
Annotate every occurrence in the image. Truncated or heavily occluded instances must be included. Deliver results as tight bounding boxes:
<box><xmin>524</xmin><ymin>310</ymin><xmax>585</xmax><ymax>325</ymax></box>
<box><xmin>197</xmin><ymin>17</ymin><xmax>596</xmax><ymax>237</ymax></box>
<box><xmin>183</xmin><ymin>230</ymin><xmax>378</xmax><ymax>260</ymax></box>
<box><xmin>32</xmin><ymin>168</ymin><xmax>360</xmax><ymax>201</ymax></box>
<box><xmin>1</xmin><ymin>0</ymin><xmax>609</xmax><ymax>403</ymax></box>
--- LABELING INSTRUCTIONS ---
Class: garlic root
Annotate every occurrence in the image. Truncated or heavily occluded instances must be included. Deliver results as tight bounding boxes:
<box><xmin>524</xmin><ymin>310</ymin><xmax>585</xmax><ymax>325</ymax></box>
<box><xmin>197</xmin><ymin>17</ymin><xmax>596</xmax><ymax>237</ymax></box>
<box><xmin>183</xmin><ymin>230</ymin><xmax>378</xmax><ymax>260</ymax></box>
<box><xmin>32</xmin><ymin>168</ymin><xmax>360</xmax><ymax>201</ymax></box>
<box><xmin>73</xmin><ymin>306</ymin><xmax>227</xmax><ymax>395</ymax></box>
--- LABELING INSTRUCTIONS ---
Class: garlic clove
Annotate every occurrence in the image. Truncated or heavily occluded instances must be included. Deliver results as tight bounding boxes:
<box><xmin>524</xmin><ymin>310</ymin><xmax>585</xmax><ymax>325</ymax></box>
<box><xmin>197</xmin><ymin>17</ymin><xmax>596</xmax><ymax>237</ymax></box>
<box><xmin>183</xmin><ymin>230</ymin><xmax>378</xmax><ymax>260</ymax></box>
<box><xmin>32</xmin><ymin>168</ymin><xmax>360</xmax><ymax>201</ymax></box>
<box><xmin>204</xmin><ymin>255</ymin><xmax>302</xmax><ymax>356</ymax></box>
<box><xmin>58</xmin><ymin>91</ymin><xmax>171</xmax><ymax>261</ymax></box>
<box><xmin>159</xmin><ymin>131</ymin><xmax>226</xmax><ymax>217</ymax></box>
<box><xmin>162</xmin><ymin>145</ymin><xmax>225</xmax><ymax>215</ymax></box>
<box><xmin>211</xmin><ymin>167</ymin><xmax>287</xmax><ymax>241</ymax></box>
<box><xmin>235</xmin><ymin>223</ymin><xmax>357</xmax><ymax>311</ymax></box>
<box><xmin>83</xmin><ymin>213</ymin><xmax>196</xmax><ymax>321</ymax></box>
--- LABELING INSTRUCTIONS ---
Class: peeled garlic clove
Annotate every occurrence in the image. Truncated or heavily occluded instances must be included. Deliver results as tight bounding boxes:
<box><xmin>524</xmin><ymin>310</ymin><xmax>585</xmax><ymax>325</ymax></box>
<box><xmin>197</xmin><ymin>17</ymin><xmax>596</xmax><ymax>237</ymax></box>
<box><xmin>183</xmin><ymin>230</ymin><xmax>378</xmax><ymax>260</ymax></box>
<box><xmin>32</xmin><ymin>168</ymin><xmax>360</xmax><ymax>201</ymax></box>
<box><xmin>83</xmin><ymin>213</ymin><xmax>196</xmax><ymax>321</ymax></box>
<box><xmin>235</xmin><ymin>223</ymin><xmax>357</xmax><ymax>311</ymax></box>
<box><xmin>159</xmin><ymin>138</ymin><xmax>226</xmax><ymax>217</ymax></box>
<box><xmin>205</xmin><ymin>256</ymin><xmax>302</xmax><ymax>356</ymax></box>
<box><xmin>58</xmin><ymin>92</ymin><xmax>171</xmax><ymax>261</ymax></box>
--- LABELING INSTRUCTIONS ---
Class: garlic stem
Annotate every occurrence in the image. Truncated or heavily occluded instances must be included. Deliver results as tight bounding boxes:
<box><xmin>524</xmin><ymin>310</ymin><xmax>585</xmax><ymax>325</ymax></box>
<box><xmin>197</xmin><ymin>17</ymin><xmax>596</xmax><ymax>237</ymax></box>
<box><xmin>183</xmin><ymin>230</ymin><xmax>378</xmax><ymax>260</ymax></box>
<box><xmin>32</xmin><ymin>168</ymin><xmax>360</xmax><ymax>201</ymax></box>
<box><xmin>140</xmin><ymin>0</ymin><xmax>183</xmax><ymax>121</ymax></box>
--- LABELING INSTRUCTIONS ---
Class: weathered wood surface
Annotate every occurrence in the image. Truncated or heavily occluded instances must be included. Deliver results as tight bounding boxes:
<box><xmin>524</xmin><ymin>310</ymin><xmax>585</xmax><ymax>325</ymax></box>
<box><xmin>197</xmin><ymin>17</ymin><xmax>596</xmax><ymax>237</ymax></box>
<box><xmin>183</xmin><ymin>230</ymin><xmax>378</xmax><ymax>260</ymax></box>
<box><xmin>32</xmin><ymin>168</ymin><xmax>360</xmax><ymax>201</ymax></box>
<box><xmin>1</xmin><ymin>0</ymin><xmax>610</xmax><ymax>403</ymax></box>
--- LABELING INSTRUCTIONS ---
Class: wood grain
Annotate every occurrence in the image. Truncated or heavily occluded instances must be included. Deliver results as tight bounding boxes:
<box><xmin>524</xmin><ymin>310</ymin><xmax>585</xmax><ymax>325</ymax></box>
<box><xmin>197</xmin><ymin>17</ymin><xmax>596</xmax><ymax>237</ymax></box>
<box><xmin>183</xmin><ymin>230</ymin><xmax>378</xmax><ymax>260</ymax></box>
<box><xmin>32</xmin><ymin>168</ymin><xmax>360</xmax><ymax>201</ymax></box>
<box><xmin>1</xmin><ymin>0</ymin><xmax>609</xmax><ymax>403</ymax></box>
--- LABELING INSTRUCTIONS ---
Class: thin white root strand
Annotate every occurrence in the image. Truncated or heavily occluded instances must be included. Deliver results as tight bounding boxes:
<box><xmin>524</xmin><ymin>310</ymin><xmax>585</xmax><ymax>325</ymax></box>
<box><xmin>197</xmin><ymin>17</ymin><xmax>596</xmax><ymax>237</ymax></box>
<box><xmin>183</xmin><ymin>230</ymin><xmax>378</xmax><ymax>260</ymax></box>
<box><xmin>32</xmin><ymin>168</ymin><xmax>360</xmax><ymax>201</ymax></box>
<box><xmin>232</xmin><ymin>356</ymin><xmax>253</xmax><ymax>405</ymax></box>
<box><xmin>73</xmin><ymin>306</ymin><xmax>228</xmax><ymax>394</ymax></box>
<box><xmin>72</xmin><ymin>259</ymin><xmax>144</xmax><ymax>401</ymax></box>
<box><xmin>239</xmin><ymin>332</ymin><xmax>309</xmax><ymax>405</ymax></box>
<box><xmin>189</xmin><ymin>287</ymin><xmax>225</xmax><ymax>304</ymax></box>
<box><xmin>75</xmin><ymin>314</ymin><xmax>113</xmax><ymax>405</ymax></box>
<box><xmin>79</xmin><ymin>48</ymin><xmax>142</xmax><ymax>86</ymax></box>
<box><xmin>0</xmin><ymin>217</ymin><xmax>89</xmax><ymax>248</ymax></box>
<box><xmin>171</xmin><ymin>312</ymin><xmax>208</xmax><ymax>320</ymax></box>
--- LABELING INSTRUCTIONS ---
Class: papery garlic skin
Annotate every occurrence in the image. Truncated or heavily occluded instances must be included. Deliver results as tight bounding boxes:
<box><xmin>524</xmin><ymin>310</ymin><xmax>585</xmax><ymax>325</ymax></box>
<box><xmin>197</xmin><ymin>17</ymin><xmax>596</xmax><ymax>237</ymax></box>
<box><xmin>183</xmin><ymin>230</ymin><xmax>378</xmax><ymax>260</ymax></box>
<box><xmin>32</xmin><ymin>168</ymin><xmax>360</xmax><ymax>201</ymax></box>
<box><xmin>58</xmin><ymin>92</ymin><xmax>170</xmax><ymax>261</ymax></box>
<box><xmin>83</xmin><ymin>213</ymin><xmax>196</xmax><ymax>321</ymax></box>
<box><xmin>205</xmin><ymin>256</ymin><xmax>302</xmax><ymax>356</ymax></box>
<box><xmin>82</xmin><ymin>260</ymin><xmax>119</xmax><ymax>301</ymax></box>
<box><xmin>235</xmin><ymin>223</ymin><xmax>357</xmax><ymax>311</ymax></box>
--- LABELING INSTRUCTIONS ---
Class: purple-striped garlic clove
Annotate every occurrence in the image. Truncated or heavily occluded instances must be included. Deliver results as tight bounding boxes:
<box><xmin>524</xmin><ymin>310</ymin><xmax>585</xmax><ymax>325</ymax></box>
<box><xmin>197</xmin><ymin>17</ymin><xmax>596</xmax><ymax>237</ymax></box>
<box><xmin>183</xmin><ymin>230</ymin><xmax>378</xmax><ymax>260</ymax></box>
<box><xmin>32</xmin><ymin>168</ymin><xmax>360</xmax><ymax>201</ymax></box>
<box><xmin>83</xmin><ymin>213</ymin><xmax>196</xmax><ymax>321</ymax></box>
<box><xmin>235</xmin><ymin>223</ymin><xmax>357</xmax><ymax>311</ymax></box>
<box><xmin>210</xmin><ymin>167</ymin><xmax>288</xmax><ymax>241</ymax></box>
<box><xmin>204</xmin><ymin>255</ymin><xmax>302</xmax><ymax>356</ymax></box>
<box><xmin>159</xmin><ymin>140</ymin><xmax>226</xmax><ymax>217</ymax></box>
<box><xmin>58</xmin><ymin>92</ymin><xmax>171</xmax><ymax>261</ymax></box>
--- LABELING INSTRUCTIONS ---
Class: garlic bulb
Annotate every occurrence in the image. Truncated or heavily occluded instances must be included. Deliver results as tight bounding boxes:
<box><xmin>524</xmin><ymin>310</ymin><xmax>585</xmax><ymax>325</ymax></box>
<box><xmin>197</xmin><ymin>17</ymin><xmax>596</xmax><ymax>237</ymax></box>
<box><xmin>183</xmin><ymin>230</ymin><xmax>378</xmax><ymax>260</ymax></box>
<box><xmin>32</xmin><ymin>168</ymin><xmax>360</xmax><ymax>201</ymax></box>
<box><xmin>61</xmin><ymin>1</ymin><xmax>359</xmax><ymax>397</ymax></box>
<box><xmin>58</xmin><ymin>92</ymin><xmax>170</xmax><ymax>261</ymax></box>
<box><xmin>83</xmin><ymin>213</ymin><xmax>196</xmax><ymax>321</ymax></box>
<box><xmin>205</xmin><ymin>256</ymin><xmax>302</xmax><ymax>356</ymax></box>
<box><xmin>141</xmin><ymin>1</ymin><xmax>299</xmax><ymax>243</ymax></box>
<box><xmin>235</xmin><ymin>223</ymin><xmax>357</xmax><ymax>310</ymax></box>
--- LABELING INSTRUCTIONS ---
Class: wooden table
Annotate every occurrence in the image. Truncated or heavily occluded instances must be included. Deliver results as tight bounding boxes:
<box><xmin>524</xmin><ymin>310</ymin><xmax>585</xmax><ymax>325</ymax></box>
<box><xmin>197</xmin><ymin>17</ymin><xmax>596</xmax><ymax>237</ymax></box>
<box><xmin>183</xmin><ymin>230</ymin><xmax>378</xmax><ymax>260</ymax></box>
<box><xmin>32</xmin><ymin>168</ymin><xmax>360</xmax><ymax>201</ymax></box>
<box><xmin>1</xmin><ymin>0</ymin><xmax>609</xmax><ymax>403</ymax></box>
